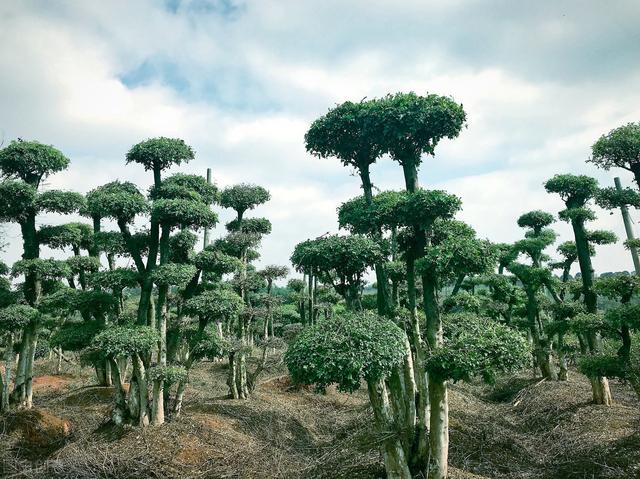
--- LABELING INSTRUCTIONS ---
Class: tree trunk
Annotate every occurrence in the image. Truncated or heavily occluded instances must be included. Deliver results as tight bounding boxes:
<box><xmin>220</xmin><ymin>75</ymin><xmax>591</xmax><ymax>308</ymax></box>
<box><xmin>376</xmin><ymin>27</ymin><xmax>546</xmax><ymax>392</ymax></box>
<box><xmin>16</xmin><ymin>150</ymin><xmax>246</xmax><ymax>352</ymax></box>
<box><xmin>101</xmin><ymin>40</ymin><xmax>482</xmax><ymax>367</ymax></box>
<box><xmin>24</xmin><ymin>327</ymin><xmax>38</xmax><ymax>409</ymax></box>
<box><xmin>525</xmin><ymin>289</ymin><xmax>557</xmax><ymax>380</ymax></box>
<box><xmin>109</xmin><ymin>358</ymin><xmax>127</xmax><ymax>425</ymax></box>
<box><xmin>367</xmin><ymin>379</ymin><xmax>412</xmax><ymax>479</ymax></box>
<box><xmin>133</xmin><ymin>354</ymin><xmax>150</xmax><ymax>426</ymax></box>
<box><xmin>227</xmin><ymin>352</ymin><xmax>239</xmax><ymax>399</ymax></box>
<box><xmin>557</xmin><ymin>333</ymin><xmax>568</xmax><ymax>381</ymax></box>
<box><xmin>1</xmin><ymin>333</ymin><xmax>14</xmax><ymax>412</ymax></box>
<box><xmin>406</xmin><ymin>252</ymin><xmax>429</xmax><ymax>472</ymax></box>
<box><xmin>151</xmin><ymin>379</ymin><xmax>165</xmax><ymax>425</ymax></box>
<box><xmin>428</xmin><ymin>378</ymin><xmax>449</xmax><ymax>479</ymax></box>
<box><xmin>307</xmin><ymin>269</ymin><xmax>314</xmax><ymax>325</ymax></box>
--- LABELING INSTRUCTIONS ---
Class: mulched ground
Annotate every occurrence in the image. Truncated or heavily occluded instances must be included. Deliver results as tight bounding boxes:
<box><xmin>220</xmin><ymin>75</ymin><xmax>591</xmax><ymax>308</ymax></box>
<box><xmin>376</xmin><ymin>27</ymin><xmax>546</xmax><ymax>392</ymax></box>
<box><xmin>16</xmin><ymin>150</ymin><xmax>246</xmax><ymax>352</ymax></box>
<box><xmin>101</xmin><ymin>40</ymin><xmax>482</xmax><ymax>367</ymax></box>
<box><xmin>1</xmin><ymin>352</ymin><xmax>639</xmax><ymax>479</ymax></box>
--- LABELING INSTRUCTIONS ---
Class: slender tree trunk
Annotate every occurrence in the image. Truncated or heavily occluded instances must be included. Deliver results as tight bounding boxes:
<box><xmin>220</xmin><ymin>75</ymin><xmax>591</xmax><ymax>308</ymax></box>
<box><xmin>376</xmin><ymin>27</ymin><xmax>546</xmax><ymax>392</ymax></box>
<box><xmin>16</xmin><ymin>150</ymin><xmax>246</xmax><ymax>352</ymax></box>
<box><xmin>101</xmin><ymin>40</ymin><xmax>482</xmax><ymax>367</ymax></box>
<box><xmin>571</xmin><ymin>217</ymin><xmax>612</xmax><ymax>404</ymax></box>
<box><xmin>558</xmin><ymin>333</ymin><xmax>568</xmax><ymax>381</ymax></box>
<box><xmin>109</xmin><ymin>358</ymin><xmax>127</xmax><ymax>425</ymax></box>
<box><xmin>307</xmin><ymin>268</ymin><xmax>314</xmax><ymax>325</ymax></box>
<box><xmin>1</xmin><ymin>333</ymin><xmax>14</xmax><ymax>412</ymax></box>
<box><xmin>428</xmin><ymin>379</ymin><xmax>449</xmax><ymax>479</ymax></box>
<box><xmin>227</xmin><ymin>352</ymin><xmax>239</xmax><ymax>399</ymax></box>
<box><xmin>525</xmin><ymin>289</ymin><xmax>557</xmax><ymax>380</ymax></box>
<box><xmin>423</xmin><ymin>274</ymin><xmax>450</xmax><ymax>479</ymax></box>
<box><xmin>24</xmin><ymin>330</ymin><xmax>37</xmax><ymax>409</ymax></box>
<box><xmin>133</xmin><ymin>354</ymin><xmax>150</xmax><ymax>426</ymax></box>
<box><xmin>367</xmin><ymin>378</ymin><xmax>412</xmax><ymax>479</ymax></box>
<box><xmin>406</xmin><ymin>250</ymin><xmax>429</xmax><ymax>472</ymax></box>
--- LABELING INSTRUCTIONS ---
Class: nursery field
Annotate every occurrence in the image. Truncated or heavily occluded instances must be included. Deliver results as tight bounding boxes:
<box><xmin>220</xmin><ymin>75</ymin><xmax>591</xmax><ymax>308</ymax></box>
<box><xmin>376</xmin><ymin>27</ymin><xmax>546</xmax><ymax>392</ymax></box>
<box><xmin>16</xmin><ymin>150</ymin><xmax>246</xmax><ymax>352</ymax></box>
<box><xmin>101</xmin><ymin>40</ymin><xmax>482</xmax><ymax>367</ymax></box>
<box><xmin>2</xmin><ymin>355</ymin><xmax>639</xmax><ymax>479</ymax></box>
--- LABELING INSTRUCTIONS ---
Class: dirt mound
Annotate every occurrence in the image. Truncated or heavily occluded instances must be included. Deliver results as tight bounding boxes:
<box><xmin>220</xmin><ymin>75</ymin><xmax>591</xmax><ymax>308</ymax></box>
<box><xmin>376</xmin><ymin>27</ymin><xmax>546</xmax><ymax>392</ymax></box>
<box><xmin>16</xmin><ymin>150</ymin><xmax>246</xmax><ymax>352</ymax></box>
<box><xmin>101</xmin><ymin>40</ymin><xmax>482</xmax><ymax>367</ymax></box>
<box><xmin>12</xmin><ymin>408</ymin><xmax>73</xmax><ymax>449</ymax></box>
<box><xmin>32</xmin><ymin>374</ymin><xmax>74</xmax><ymax>391</ymax></box>
<box><xmin>4</xmin><ymin>359</ymin><xmax>640</xmax><ymax>479</ymax></box>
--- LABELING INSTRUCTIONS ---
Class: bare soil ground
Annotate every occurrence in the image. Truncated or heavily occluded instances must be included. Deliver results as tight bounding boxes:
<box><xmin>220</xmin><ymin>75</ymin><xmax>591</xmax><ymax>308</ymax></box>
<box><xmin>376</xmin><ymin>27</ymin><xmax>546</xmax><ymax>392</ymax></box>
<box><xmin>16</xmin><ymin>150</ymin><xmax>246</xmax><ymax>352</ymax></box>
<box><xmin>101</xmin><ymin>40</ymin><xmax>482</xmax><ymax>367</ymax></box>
<box><xmin>1</xmin><ymin>353</ymin><xmax>639</xmax><ymax>479</ymax></box>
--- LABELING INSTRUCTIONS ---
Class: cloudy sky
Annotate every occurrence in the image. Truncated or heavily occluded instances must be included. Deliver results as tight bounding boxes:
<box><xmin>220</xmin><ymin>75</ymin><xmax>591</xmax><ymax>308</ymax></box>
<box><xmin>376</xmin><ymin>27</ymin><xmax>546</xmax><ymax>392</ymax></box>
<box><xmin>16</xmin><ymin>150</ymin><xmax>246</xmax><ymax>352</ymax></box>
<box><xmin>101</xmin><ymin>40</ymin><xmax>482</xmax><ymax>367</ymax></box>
<box><xmin>1</xmin><ymin>0</ymin><xmax>640</xmax><ymax>279</ymax></box>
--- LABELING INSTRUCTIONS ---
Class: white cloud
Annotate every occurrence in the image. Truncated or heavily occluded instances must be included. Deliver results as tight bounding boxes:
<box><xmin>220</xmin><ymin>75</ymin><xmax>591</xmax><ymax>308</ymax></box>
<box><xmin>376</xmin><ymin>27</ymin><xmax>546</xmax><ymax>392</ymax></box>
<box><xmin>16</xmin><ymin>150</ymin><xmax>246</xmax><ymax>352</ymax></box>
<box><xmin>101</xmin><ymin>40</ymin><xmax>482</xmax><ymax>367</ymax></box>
<box><xmin>1</xmin><ymin>0</ymin><xmax>640</xmax><ymax>280</ymax></box>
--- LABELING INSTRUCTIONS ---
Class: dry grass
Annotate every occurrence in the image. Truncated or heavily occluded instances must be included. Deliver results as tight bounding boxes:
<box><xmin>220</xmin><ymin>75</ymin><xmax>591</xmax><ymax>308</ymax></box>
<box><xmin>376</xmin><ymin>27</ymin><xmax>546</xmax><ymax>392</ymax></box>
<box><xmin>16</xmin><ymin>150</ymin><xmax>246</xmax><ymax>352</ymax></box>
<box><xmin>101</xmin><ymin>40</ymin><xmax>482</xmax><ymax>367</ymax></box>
<box><xmin>1</xmin><ymin>354</ymin><xmax>639</xmax><ymax>479</ymax></box>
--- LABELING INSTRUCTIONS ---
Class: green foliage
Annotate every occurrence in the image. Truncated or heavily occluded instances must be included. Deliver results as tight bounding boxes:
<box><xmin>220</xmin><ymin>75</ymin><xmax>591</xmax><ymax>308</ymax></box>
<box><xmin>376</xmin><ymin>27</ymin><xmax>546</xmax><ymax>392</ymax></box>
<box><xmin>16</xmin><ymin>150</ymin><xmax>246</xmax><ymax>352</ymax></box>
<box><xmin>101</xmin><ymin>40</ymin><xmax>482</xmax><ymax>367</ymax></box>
<box><xmin>151</xmin><ymin>263</ymin><xmax>197</xmax><ymax>287</ymax></box>
<box><xmin>12</xmin><ymin>258</ymin><xmax>71</xmax><ymax>280</ymax></box>
<box><xmin>605</xmin><ymin>303</ymin><xmax>640</xmax><ymax>330</ymax></box>
<box><xmin>282</xmin><ymin>323</ymin><xmax>304</xmax><ymax>343</ymax></box>
<box><xmin>148</xmin><ymin>365</ymin><xmax>188</xmax><ymax>384</ymax></box>
<box><xmin>419</xmin><ymin>234</ymin><xmax>496</xmax><ymax>282</ymax></box>
<box><xmin>425</xmin><ymin>313</ymin><xmax>530</xmax><ymax>382</ymax></box>
<box><xmin>150</xmin><ymin>173</ymin><xmax>218</xmax><ymax>204</ymax></box>
<box><xmin>0</xmin><ymin>139</ymin><xmax>70</xmax><ymax>185</ymax></box>
<box><xmin>84</xmin><ymin>181</ymin><xmax>148</xmax><ymax>223</ymax></box>
<box><xmin>0</xmin><ymin>304</ymin><xmax>39</xmax><ymax>330</ymax></box>
<box><xmin>285</xmin><ymin>311</ymin><xmax>406</xmax><ymax>392</ymax></box>
<box><xmin>590</xmin><ymin>122</ymin><xmax>640</xmax><ymax>171</ymax></box>
<box><xmin>625</xmin><ymin>238</ymin><xmax>640</xmax><ymax>250</ymax></box>
<box><xmin>443</xmin><ymin>291</ymin><xmax>483</xmax><ymax>314</ymax></box>
<box><xmin>377</xmin><ymin>92</ymin><xmax>467</xmax><ymax>163</ymax></box>
<box><xmin>38</xmin><ymin>223</ymin><xmax>93</xmax><ymax>251</ymax></box>
<box><xmin>558</xmin><ymin>207</ymin><xmax>597</xmax><ymax>223</ymax></box>
<box><xmin>385</xmin><ymin>261</ymin><xmax>406</xmax><ymax>283</ymax></box>
<box><xmin>50</xmin><ymin>320</ymin><xmax>103</xmax><ymax>351</ymax></box>
<box><xmin>183</xmin><ymin>288</ymin><xmax>244</xmax><ymax>321</ymax></box>
<box><xmin>186</xmin><ymin>325</ymin><xmax>230</xmax><ymax>360</ymax></box>
<box><xmin>517</xmin><ymin>210</ymin><xmax>555</xmax><ymax>233</ymax></box>
<box><xmin>571</xmin><ymin>312</ymin><xmax>608</xmax><ymax>335</ymax></box>
<box><xmin>152</xmin><ymin>198</ymin><xmax>217</xmax><ymax>229</ymax></box>
<box><xmin>305</xmin><ymin>99</ymin><xmax>383</xmax><ymax>169</ymax></box>
<box><xmin>66</xmin><ymin>256</ymin><xmax>101</xmax><ymax>275</ymax></box>
<box><xmin>219</xmin><ymin>184</ymin><xmax>270</xmax><ymax>217</ymax></box>
<box><xmin>338</xmin><ymin>191</ymin><xmax>403</xmax><ymax>234</ymax></box>
<box><xmin>0</xmin><ymin>180</ymin><xmax>37</xmax><ymax>222</ymax></box>
<box><xmin>214</xmin><ymin>232</ymin><xmax>261</xmax><ymax>258</ymax></box>
<box><xmin>508</xmin><ymin>263</ymin><xmax>552</xmax><ymax>288</ymax></box>
<box><xmin>194</xmin><ymin>249</ymin><xmax>242</xmax><ymax>278</ymax></box>
<box><xmin>578</xmin><ymin>354</ymin><xmax>626</xmax><ymax>379</ymax></box>
<box><xmin>292</xmin><ymin>235</ymin><xmax>383</xmax><ymax>286</ymax></box>
<box><xmin>544</xmin><ymin>174</ymin><xmax>599</xmax><ymax>207</ymax></box>
<box><xmin>596</xmin><ymin>186</ymin><xmax>640</xmax><ymax>209</ymax></box>
<box><xmin>35</xmin><ymin>190</ymin><xmax>85</xmax><ymax>215</ymax></box>
<box><xmin>40</xmin><ymin>288</ymin><xmax>116</xmax><ymax>317</ymax></box>
<box><xmin>92</xmin><ymin>325</ymin><xmax>160</xmax><ymax>357</ymax></box>
<box><xmin>586</xmin><ymin>229</ymin><xmax>617</xmax><ymax>245</ymax></box>
<box><xmin>169</xmin><ymin>230</ymin><xmax>198</xmax><ymax>263</ymax></box>
<box><xmin>93</xmin><ymin>231</ymin><xmax>127</xmax><ymax>256</ymax></box>
<box><xmin>126</xmin><ymin>137</ymin><xmax>194</xmax><ymax>173</ymax></box>
<box><xmin>89</xmin><ymin>268</ymin><xmax>140</xmax><ymax>292</ymax></box>
<box><xmin>394</xmin><ymin>189</ymin><xmax>462</xmax><ymax>228</ymax></box>
<box><xmin>259</xmin><ymin>264</ymin><xmax>289</xmax><ymax>282</ymax></box>
<box><xmin>226</xmin><ymin>217</ymin><xmax>272</xmax><ymax>235</ymax></box>
<box><xmin>494</xmin><ymin>242</ymin><xmax>518</xmax><ymax>270</ymax></box>
<box><xmin>287</xmin><ymin>278</ymin><xmax>305</xmax><ymax>293</ymax></box>
<box><xmin>550</xmin><ymin>301</ymin><xmax>586</xmax><ymax>320</ymax></box>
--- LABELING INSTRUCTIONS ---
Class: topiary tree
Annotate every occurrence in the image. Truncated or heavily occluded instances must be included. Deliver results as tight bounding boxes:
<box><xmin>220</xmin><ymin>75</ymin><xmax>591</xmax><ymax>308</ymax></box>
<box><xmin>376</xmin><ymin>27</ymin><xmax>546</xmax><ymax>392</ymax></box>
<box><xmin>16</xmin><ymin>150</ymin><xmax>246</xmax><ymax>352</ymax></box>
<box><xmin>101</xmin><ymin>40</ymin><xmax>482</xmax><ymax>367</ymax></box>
<box><xmin>545</xmin><ymin>174</ymin><xmax>616</xmax><ymax>405</ymax></box>
<box><xmin>293</xmin><ymin>235</ymin><xmax>383</xmax><ymax>310</ymax></box>
<box><xmin>590</xmin><ymin>123</ymin><xmax>640</xmax><ymax>186</ymax></box>
<box><xmin>91</xmin><ymin>325</ymin><xmax>160</xmax><ymax>425</ymax></box>
<box><xmin>0</xmin><ymin>304</ymin><xmax>38</xmax><ymax>411</ymax></box>
<box><xmin>377</xmin><ymin>92</ymin><xmax>466</xmax><ymax>193</ymax></box>
<box><xmin>286</xmin><ymin>311</ymin><xmax>412</xmax><ymax>478</ymax></box>
<box><xmin>286</xmin><ymin>278</ymin><xmax>307</xmax><ymax>322</ymax></box>
<box><xmin>507</xmin><ymin>210</ymin><xmax>559</xmax><ymax>381</ymax></box>
<box><xmin>258</xmin><ymin>265</ymin><xmax>289</xmax><ymax>339</ymax></box>
<box><xmin>307</xmin><ymin>101</ymin><xmax>395</xmax><ymax>316</ymax></box>
<box><xmin>218</xmin><ymin>183</ymin><xmax>273</xmax><ymax>399</ymax></box>
<box><xmin>0</xmin><ymin>139</ymin><xmax>75</xmax><ymax>409</ymax></box>
<box><xmin>219</xmin><ymin>183</ymin><xmax>270</xmax><ymax>222</ymax></box>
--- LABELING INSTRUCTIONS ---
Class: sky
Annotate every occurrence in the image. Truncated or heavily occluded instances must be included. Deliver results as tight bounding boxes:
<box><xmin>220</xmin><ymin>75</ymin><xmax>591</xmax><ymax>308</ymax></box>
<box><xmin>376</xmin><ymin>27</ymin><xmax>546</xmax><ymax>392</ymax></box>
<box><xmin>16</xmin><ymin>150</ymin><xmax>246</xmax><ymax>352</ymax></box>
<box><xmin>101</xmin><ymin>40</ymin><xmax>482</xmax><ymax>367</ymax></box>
<box><xmin>1</xmin><ymin>0</ymin><xmax>640</xmax><ymax>280</ymax></box>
